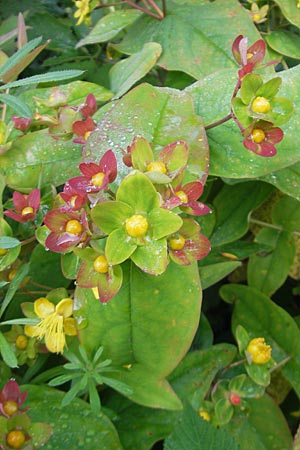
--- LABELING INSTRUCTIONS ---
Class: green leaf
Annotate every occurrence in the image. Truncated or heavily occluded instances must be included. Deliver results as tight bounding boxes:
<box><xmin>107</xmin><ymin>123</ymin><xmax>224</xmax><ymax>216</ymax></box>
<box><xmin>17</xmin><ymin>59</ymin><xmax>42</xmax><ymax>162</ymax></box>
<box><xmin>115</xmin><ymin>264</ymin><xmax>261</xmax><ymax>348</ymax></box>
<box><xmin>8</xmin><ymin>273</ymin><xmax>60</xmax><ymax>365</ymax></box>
<box><xmin>149</xmin><ymin>208</ymin><xmax>182</xmax><ymax>240</ymax></box>
<box><xmin>247</xmin><ymin>228</ymin><xmax>295</xmax><ymax>296</ymax></box>
<box><xmin>245</xmin><ymin>363</ymin><xmax>270</xmax><ymax>387</ymax></box>
<box><xmin>240</xmin><ymin>73</ymin><xmax>263</xmax><ymax>105</ymax></box>
<box><xmin>0</xmin><ymin>331</ymin><xmax>18</xmax><ymax>368</ymax></box>
<box><xmin>116</xmin><ymin>171</ymin><xmax>160</xmax><ymax>212</ymax></box>
<box><xmin>84</xmin><ymin>83</ymin><xmax>209</xmax><ymax>186</ymax></box>
<box><xmin>266</xmin><ymin>30</ymin><xmax>300</xmax><ymax>59</ymax></box>
<box><xmin>272</xmin><ymin>194</ymin><xmax>300</xmax><ymax>231</ymax></box>
<box><xmin>0</xmin><ymin>69</ymin><xmax>84</xmax><ymax>90</ymax></box>
<box><xmin>210</xmin><ymin>181</ymin><xmax>273</xmax><ymax>246</ymax></box>
<box><xmin>92</xmin><ymin>201</ymin><xmax>132</xmax><ymax>234</ymax></box>
<box><xmin>235</xmin><ymin>325</ymin><xmax>250</xmax><ymax>354</ymax></box>
<box><xmin>131</xmin><ymin>238</ymin><xmax>168</xmax><ymax>275</ymax></box>
<box><xmin>199</xmin><ymin>261</ymin><xmax>241</xmax><ymax>290</ymax></box>
<box><xmin>220</xmin><ymin>284</ymin><xmax>300</xmax><ymax>396</ymax></box>
<box><xmin>215</xmin><ymin>398</ymin><xmax>233</xmax><ymax>425</ymax></box>
<box><xmin>0</xmin><ymin>236</ymin><xmax>20</xmax><ymax>249</ymax></box>
<box><xmin>61</xmin><ymin>252</ymin><xmax>81</xmax><ymax>280</ymax></box>
<box><xmin>0</xmin><ymin>36</ymin><xmax>42</xmax><ymax>79</ymax></box>
<box><xmin>0</xmin><ymin>263</ymin><xmax>30</xmax><ymax>318</ymax></box>
<box><xmin>273</xmin><ymin>0</ymin><xmax>300</xmax><ymax>27</ymax></box>
<box><xmin>113</xmin><ymin>0</ymin><xmax>261</xmax><ymax>79</ymax></box>
<box><xmin>23</xmin><ymin>385</ymin><xmax>123</xmax><ymax>449</ymax></box>
<box><xmin>0</xmin><ymin>129</ymin><xmax>81</xmax><ymax>191</ymax></box>
<box><xmin>262</xmin><ymin>162</ymin><xmax>300</xmax><ymax>201</ymax></box>
<box><xmin>76</xmin><ymin>10</ymin><xmax>142</xmax><ymax>47</ymax></box>
<box><xmin>110</xmin><ymin>42</ymin><xmax>162</xmax><ymax>99</ymax></box>
<box><xmin>0</xmin><ymin>93</ymin><xmax>32</xmax><ymax>117</ymax></box>
<box><xmin>74</xmin><ymin>260</ymin><xmax>202</xmax><ymax>409</ymax></box>
<box><xmin>164</xmin><ymin>402</ymin><xmax>240</xmax><ymax>450</ymax></box>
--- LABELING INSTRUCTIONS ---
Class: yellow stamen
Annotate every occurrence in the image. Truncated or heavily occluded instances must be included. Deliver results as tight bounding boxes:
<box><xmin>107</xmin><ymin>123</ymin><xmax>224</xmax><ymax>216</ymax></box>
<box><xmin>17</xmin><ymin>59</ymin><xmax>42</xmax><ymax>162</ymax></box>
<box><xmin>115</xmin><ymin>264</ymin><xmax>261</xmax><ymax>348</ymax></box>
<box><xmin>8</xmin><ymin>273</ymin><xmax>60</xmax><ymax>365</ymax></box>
<box><xmin>146</xmin><ymin>161</ymin><xmax>167</xmax><ymax>174</ymax></box>
<box><xmin>169</xmin><ymin>235</ymin><xmax>185</xmax><ymax>250</ymax></box>
<box><xmin>176</xmin><ymin>190</ymin><xmax>188</xmax><ymax>203</ymax></box>
<box><xmin>246</xmin><ymin>337</ymin><xmax>272</xmax><ymax>364</ymax></box>
<box><xmin>91</xmin><ymin>172</ymin><xmax>105</xmax><ymax>187</ymax></box>
<box><xmin>65</xmin><ymin>219</ymin><xmax>83</xmax><ymax>235</ymax></box>
<box><xmin>252</xmin><ymin>128</ymin><xmax>265</xmax><ymax>144</ymax></box>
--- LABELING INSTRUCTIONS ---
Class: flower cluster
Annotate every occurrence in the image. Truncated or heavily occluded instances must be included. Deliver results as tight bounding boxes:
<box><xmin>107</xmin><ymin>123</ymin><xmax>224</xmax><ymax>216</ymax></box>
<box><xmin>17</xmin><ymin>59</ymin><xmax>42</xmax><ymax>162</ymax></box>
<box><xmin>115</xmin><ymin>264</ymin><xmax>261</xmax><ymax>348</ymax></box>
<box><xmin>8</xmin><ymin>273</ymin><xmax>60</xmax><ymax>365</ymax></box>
<box><xmin>0</xmin><ymin>380</ymin><xmax>52</xmax><ymax>449</ymax></box>
<box><xmin>231</xmin><ymin>35</ymin><xmax>294</xmax><ymax>156</ymax></box>
<box><xmin>40</xmin><ymin>136</ymin><xmax>211</xmax><ymax>303</ymax></box>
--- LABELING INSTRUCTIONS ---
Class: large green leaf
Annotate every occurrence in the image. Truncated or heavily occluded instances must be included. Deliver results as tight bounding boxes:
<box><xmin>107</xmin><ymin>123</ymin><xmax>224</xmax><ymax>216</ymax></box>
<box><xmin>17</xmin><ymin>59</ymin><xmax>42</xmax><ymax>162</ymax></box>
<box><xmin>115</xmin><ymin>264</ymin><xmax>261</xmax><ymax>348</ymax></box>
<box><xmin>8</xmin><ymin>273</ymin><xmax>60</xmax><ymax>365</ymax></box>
<box><xmin>84</xmin><ymin>83</ymin><xmax>209</xmax><ymax>185</ymax></box>
<box><xmin>76</xmin><ymin>10</ymin><xmax>143</xmax><ymax>47</ymax></box>
<box><xmin>109</xmin><ymin>42</ymin><xmax>162</xmax><ymax>98</ymax></box>
<box><xmin>266</xmin><ymin>30</ymin><xmax>300</xmax><ymax>59</ymax></box>
<box><xmin>0</xmin><ymin>129</ymin><xmax>81</xmax><ymax>191</ymax></box>
<box><xmin>210</xmin><ymin>181</ymin><xmax>273</xmax><ymax>246</ymax></box>
<box><xmin>164</xmin><ymin>402</ymin><xmax>240</xmax><ymax>450</ymax></box>
<box><xmin>261</xmin><ymin>162</ymin><xmax>300</xmax><ymax>201</ymax></box>
<box><xmin>187</xmin><ymin>64</ymin><xmax>300</xmax><ymax>178</ymax></box>
<box><xmin>23</xmin><ymin>385</ymin><xmax>123</xmax><ymax>449</ymax></box>
<box><xmin>273</xmin><ymin>0</ymin><xmax>300</xmax><ymax>27</ymax></box>
<box><xmin>247</xmin><ymin>228</ymin><xmax>295</xmax><ymax>296</ymax></box>
<box><xmin>272</xmin><ymin>194</ymin><xmax>300</xmax><ymax>231</ymax></box>
<box><xmin>199</xmin><ymin>261</ymin><xmax>241</xmax><ymax>290</ymax></box>
<box><xmin>74</xmin><ymin>261</ymin><xmax>202</xmax><ymax>409</ymax></box>
<box><xmin>113</xmin><ymin>0</ymin><xmax>260</xmax><ymax>80</ymax></box>
<box><xmin>220</xmin><ymin>284</ymin><xmax>300</xmax><ymax>396</ymax></box>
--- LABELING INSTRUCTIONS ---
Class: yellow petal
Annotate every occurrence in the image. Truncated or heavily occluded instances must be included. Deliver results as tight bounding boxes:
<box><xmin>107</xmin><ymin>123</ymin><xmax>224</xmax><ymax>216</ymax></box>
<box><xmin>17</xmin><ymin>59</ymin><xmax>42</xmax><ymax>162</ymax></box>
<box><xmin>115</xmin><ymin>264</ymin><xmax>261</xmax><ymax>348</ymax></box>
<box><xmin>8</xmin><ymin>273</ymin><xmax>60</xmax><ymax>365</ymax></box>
<box><xmin>34</xmin><ymin>298</ymin><xmax>55</xmax><ymax>318</ymax></box>
<box><xmin>45</xmin><ymin>331</ymin><xmax>65</xmax><ymax>354</ymax></box>
<box><xmin>56</xmin><ymin>298</ymin><xmax>73</xmax><ymax>318</ymax></box>
<box><xmin>64</xmin><ymin>318</ymin><xmax>77</xmax><ymax>336</ymax></box>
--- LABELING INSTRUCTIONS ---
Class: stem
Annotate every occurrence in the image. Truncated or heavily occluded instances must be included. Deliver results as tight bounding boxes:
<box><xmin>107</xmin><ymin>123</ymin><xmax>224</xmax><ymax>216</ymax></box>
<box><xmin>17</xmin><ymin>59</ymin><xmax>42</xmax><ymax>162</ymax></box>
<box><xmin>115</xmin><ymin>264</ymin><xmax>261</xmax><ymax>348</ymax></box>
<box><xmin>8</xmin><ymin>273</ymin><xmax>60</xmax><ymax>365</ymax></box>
<box><xmin>161</xmin><ymin>0</ymin><xmax>167</xmax><ymax>16</ymax></box>
<box><xmin>204</xmin><ymin>113</ymin><xmax>233</xmax><ymax>130</ymax></box>
<box><xmin>249</xmin><ymin>218</ymin><xmax>300</xmax><ymax>238</ymax></box>
<box><xmin>28</xmin><ymin>280</ymin><xmax>53</xmax><ymax>291</ymax></box>
<box><xmin>125</xmin><ymin>0</ymin><xmax>163</xmax><ymax>19</ymax></box>
<box><xmin>270</xmin><ymin>355</ymin><xmax>292</xmax><ymax>373</ymax></box>
<box><xmin>1</xmin><ymin>88</ymin><xmax>9</xmax><ymax>122</ymax></box>
<box><xmin>21</xmin><ymin>236</ymin><xmax>37</xmax><ymax>246</ymax></box>
<box><xmin>147</xmin><ymin>0</ymin><xmax>164</xmax><ymax>18</ymax></box>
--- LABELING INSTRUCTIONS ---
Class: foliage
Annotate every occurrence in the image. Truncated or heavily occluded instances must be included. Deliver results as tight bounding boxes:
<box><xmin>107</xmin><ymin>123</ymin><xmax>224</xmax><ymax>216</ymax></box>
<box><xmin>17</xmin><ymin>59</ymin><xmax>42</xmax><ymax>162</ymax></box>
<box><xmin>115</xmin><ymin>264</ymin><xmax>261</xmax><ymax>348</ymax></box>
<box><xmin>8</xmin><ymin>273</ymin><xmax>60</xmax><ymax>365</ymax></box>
<box><xmin>0</xmin><ymin>1</ymin><xmax>300</xmax><ymax>449</ymax></box>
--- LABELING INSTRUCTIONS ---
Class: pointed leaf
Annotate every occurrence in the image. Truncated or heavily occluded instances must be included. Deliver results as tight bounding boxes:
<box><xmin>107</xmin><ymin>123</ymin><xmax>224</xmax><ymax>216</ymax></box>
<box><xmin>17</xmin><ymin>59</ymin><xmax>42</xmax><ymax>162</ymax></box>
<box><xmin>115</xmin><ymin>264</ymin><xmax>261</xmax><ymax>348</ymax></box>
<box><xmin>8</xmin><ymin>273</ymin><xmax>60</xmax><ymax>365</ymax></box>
<box><xmin>0</xmin><ymin>70</ymin><xmax>84</xmax><ymax>90</ymax></box>
<box><xmin>0</xmin><ymin>93</ymin><xmax>32</xmax><ymax>117</ymax></box>
<box><xmin>0</xmin><ymin>331</ymin><xmax>18</xmax><ymax>368</ymax></box>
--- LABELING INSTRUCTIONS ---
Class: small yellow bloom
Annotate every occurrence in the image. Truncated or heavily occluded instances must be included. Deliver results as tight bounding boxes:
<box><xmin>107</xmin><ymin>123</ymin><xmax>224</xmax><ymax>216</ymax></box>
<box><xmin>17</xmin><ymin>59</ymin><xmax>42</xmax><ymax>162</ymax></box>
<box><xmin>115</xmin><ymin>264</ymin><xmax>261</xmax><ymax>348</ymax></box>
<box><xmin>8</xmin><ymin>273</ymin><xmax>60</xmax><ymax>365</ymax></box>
<box><xmin>25</xmin><ymin>297</ymin><xmax>77</xmax><ymax>353</ymax></box>
<box><xmin>198</xmin><ymin>410</ymin><xmax>211</xmax><ymax>421</ymax></box>
<box><xmin>74</xmin><ymin>0</ymin><xmax>91</xmax><ymax>25</ymax></box>
<box><xmin>246</xmin><ymin>337</ymin><xmax>272</xmax><ymax>364</ymax></box>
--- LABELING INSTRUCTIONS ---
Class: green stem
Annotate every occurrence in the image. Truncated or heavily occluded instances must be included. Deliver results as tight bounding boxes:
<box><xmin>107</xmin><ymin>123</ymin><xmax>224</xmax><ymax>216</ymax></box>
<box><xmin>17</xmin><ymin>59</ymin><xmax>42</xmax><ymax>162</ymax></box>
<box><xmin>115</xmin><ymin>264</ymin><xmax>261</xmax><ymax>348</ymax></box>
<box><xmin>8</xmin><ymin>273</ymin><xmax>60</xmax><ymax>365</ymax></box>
<box><xmin>204</xmin><ymin>113</ymin><xmax>233</xmax><ymax>130</ymax></box>
<box><xmin>249</xmin><ymin>217</ymin><xmax>300</xmax><ymax>237</ymax></box>
<box><xmin>270</xmin><ymin>355</ymin><xmax>292</xmax><ymax>373</ymax></box>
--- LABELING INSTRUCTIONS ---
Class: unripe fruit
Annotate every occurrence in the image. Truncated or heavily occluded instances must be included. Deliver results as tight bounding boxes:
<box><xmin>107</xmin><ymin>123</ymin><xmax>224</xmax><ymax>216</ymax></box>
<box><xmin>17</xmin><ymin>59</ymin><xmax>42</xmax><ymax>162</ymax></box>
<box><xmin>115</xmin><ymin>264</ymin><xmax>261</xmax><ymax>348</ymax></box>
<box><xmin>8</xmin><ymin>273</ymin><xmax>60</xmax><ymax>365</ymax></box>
<box><xmin>15</xmin><ymin>334</ymin><xmax>29</xmax><ymax>350</ymax></box>
<box><xmin>6</xmin><ymin>430</ymin><xmax>26</xmax><ymax>448</ymax></box>
<box><xmin>3</xmin><ymin>400</ymin><xmax>18</xmax><ymax>416</ymax></box>
<box><xmin>65</xmin><ymin>219</ymin><xmax>83</xmax><ymax>235</ymax></box>
<box><xmin>93</xmin><ymin>255</ymin><xmax>109</xmax><ymax>273</ymax></box>
<box><xmin>252</xmin><ymin>128</ymin><xmax>265</xmax><ymax>143</ymax></box>
<box><xmin>175</xmin><ymin>190</ymin><xmax>188</xmax><ymax>204</ymax></box>
<box><xmin>91</xmin><ymin>172</ymin><xmax>105</xmax><ymax>187</ymax></box>
<box><xmin>251</xmin><ymin>96</ymin><xmax>271</xmax><ymax>114</ymax></box>
<box><xmin>246</xmin><ymin>337</ymin><xmax>272</xmax><ymax>364</ymax></box>
<box><xmin>146</xmin><ymin>161</ymin><xmax>167</xmax><ymax>174</ymax></box>
<box><xmin>169</xmin><ymin>235</ymin><xmax>185</xmax><ymax>250</ymax></box>
<box><xmin>21</xmin><ymin>206</ymin><xmax>34</xmax><ymax>216</ymax></box>
<box><xmin>125</xmin><ymin>215</ymin><xmax>148</xmax><ymax>237</ymax></box>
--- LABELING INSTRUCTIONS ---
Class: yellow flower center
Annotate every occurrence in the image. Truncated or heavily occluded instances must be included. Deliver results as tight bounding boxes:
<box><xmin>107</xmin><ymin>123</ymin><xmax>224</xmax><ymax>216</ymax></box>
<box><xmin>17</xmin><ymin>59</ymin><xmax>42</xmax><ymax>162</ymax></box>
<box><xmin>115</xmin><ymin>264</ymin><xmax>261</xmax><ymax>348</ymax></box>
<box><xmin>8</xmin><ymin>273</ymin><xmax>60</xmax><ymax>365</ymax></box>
<box><xmin>246</xmin><ymin>52</ymin><xmax>253</xmax><ymax>60</ymax></box>
<box><xmin>93</xmin><ymin>255</ymin><xmax>109</xmax><ymax>273</ymax></box>
<box><xmin>84</xmin><ymin>131</ymin><xmax>92</xmax><ymax>141</ymax></box>
<box><xmin>15</xmin><ymin>334</ymin><xmax>28</xmax><ymax>350</ymax></box>
<box><xmin>21</xmin><ymin>206</ymin><xmax>34</xmax><ymax>216</ymax></box>
<box><xmin>125</xmin><ymin>214</ymin><xmax>149</xmax><ymax>237</ymax></box>
<box><xmin>70</xmin><ymin>195</ymin><xmax>78</xmax><ymax>207</ymax></box>
<box><xmin>169</xmin><ymin>235</ymin><xmax>185</xmax><ymax>250</ymax></box>
<box><xmin>0</xmin><ymin>248</ymin><xmax>8</xmax><ymax>256</ymax></box>
<box><xmin>251</xmin><ymin>96</ymin><xmax>271</xmax><ymax>114</ymax></box>
<box><xmin>146</xmin><ymin>161</ymin><xmax>167</xmax><ymax>174</ymax></box>
<box><xmin>252</xmin><ymin>128</ymin><xmax>266</xmax><ymax>144</ymax></box>
<box><xmin>246</xmin><ymin>337</ymin><xmax>272</xmax><ymax>364</ymax></box>
<box><xmin>6</xmin><ymin>430</ymin><xmax>26</xmax><ymax>449</ymax></box>
<box><xmin>0</xmin><ymin>132</ymin><xmax>4</xmax><ymax>145</ymax></box>
<box><xmin>198</xmin><ymin>411</ymin><xmax>211</xmax><ymax>422</ymax></box>
<box><xmin>65</xmin><ymin>219</ymin><xmax>83</xmax><ymax>235</ymax></box>
<box><xmin>91</xmin><ymin>172</ymin><xmax>105</xmax><ymax>187</ymax></box>
<box><xmin>3</xmin><ymin>400</ymin><xmax>19</xmax><ymax>416</ymax></box>
<box><xmin>252</xmin><ymin>13</ymin><xmax>261</xmax><ymax>22</ymax></box>
<box><xmin>175</xmin><ymin>190</ymin><xmax>188</xmax><ymax>203</ymax></box>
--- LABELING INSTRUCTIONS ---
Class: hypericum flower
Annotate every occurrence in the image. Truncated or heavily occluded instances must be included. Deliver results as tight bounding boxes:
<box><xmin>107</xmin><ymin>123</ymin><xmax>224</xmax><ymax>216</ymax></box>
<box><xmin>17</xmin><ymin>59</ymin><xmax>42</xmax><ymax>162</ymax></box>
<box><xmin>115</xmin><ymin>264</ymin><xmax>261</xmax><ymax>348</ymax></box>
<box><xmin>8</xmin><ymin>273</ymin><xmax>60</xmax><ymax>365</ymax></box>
<box><xmin>11</xmin><ymin>116</ymin><xmax>31</xmax><ymax>132</ymax></box>
<box><xmin>0</xmin><ymin>380</ymin><xmax>28</xmax><ymax>418</ymax></box>
<box><xmin>232</xmin><ymin>35</ymin><xmax>266</xmax><ymax>81</ymax></box>
<box><xmin>4</xmin><ymin>325</ymin><xmax>39</xmax><ymax>366</ymax></box>
<box><xmin>246</xmin><ymin>337</ymin><xmax>272</xmax><ymax>364</ymax></box>
<box><xmin>242</xmin><ymin>121</ymin><xmax>284</xmax><ymax>157</ymax></box>
<box><xmin>72</xmin><ymin>116</ymin><xmax>96</xmax><ymax>144</ymax></box>
<box><xmin>198</xmin><ymin>410</ymin><xmax>211</xmax><ymax>422</ymax></box>
<box><xmin>168</xmin><ymin>218</ymin><xmax>210</xmax><ymax>265</ymax></box>
<box><xmin>164</xmin><ymin>180</ymin><xmax>211</xmax><ymax>216</ymax></box>
<box><xmin>129</xmin><ymin>136</ymin><xmax>189</xmax><ymax>183</ymax></box>
<box><xmin>91</xmin><ymin>170</ymin><xmax>183</xmax><ymax>275</ymax></box>
<box><xmin>232</xmin><ymin>73</ymin><xmax>294</xmax><ymax>128</ymax></box>
<box><xmin>229</xmin><ymin>393</ymin><xmax>241</xmax><ymax>406</ymax></box>
<box><xmin>44</xmin><ymin>208</ymin><xmax>89</xmax><ymax>253</ymax></box>
<box><xmin>59</xmin><ymin>182</ymin><xmax>88</xmax><ymax>211</ymax></box>
<box><xmin>80</xmin><ymin>93</ymin><xmax>97</xmax><ymax>119</ymax></box>
<box><xmin>4</xmin><ymin>189</ymin><xmax>40</xmax><ymax>223</ymax></box>
<box><xmin>24</xmin><ymin>297</ymin><xmax>77</xmax><ymax>354</ymax></box>
<box><xmin>74</xmin><ymin>0</ymin><xmax>91</xmax><ymax>25</ymax></box>
<box><xmin>68</xmin><ymin>150</ymin><xmax>117</xmax><ymax>194</ymax></box>
<box><xmin>249</xmin><ymin>2</ymin><xmax>269</xmax><ymax>24</ymax></box>
<box><xmin>75</xmin><ymin>246</ymin><xmax>123</xmax><ymax>303</ymax></box>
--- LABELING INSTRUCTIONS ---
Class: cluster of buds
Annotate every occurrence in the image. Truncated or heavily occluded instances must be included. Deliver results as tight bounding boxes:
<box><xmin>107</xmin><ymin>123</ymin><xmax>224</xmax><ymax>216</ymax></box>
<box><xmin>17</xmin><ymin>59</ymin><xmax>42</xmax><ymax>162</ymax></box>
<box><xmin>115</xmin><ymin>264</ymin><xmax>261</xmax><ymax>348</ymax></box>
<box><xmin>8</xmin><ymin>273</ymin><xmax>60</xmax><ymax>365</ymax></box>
<box><xmin>0</xmin><ymin>380</ymin><xmax>52</xmax><ymax>449</ymax></box>
<box><xmin>231</xmin><ymin>35</ymin><xmax>294</xmax><ymax>156</ymax></box>
<box><xmin>40</xmin><ymin>136</ymin><xmax>211</xmax><ymax>303</ymax></box>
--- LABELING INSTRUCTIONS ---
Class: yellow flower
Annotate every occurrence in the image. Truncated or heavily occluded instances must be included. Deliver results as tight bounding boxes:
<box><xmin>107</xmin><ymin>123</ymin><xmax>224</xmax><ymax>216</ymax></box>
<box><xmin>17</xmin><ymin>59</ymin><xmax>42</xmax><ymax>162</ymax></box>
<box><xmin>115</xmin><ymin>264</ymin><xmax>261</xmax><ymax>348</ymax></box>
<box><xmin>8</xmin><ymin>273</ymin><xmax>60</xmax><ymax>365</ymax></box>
<box><xmin>74</xmin><ymin>0</ymin><xmax>91</xmax><ymax>25</ymax></box>
<box><xmin>25</xmin><ymin>297</ymin><xmax>77</xmax><ymax>354</ymax></box>
<box><xmin>246</xmin><ymin>337</ymin><xmax>272</xmax><ymax>365</ymax></box>
<box><xmin>198</xmin><ymin>410</ymin><xmax>211</xmax><ymax>421</ymax></box>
